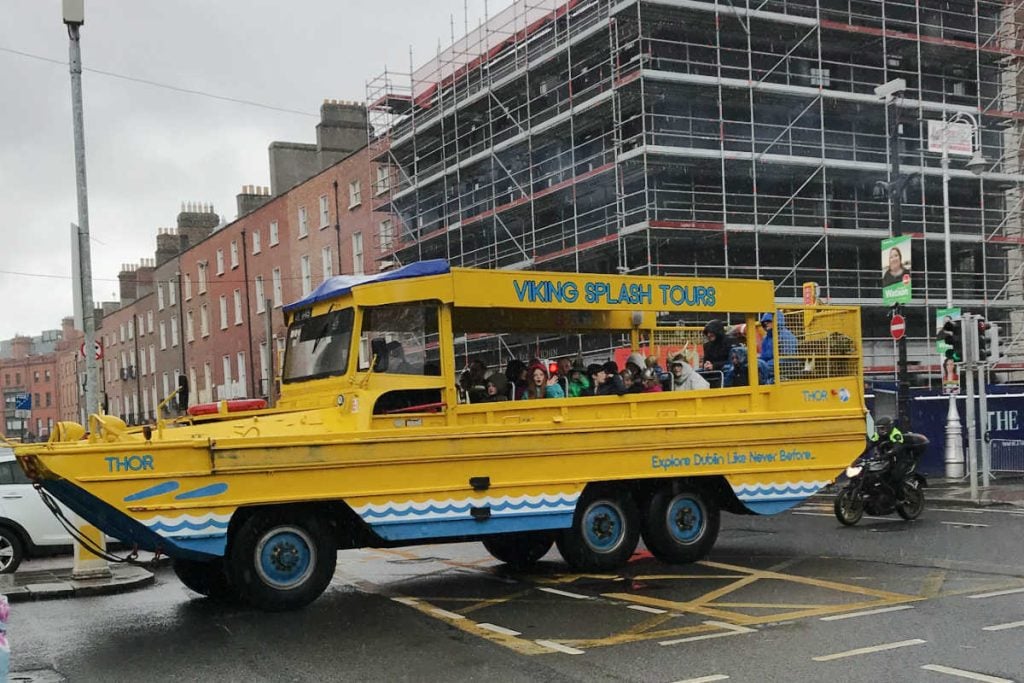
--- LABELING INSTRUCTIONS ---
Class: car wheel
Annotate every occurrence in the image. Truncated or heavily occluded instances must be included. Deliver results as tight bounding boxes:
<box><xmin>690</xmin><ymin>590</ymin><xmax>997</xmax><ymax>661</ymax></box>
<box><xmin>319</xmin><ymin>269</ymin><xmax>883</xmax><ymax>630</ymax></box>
<box><xmin>0</xmin><ymin>526</ymin><xmax>25</xmax><ymax>574</ymax></box>
<box><xmin>227</xmin><ymin>509</ymin><xmax>336</xmax><ymax>612</ymax></box>
<box><xmin>641</xmin><ymin>485</ymin><xmax>720</xmax><ymax>565</ymax></box>
<box><xmin>556</xmin><ymin>487</ymin><xmax>640</xmax><ymax>571</ymax></box>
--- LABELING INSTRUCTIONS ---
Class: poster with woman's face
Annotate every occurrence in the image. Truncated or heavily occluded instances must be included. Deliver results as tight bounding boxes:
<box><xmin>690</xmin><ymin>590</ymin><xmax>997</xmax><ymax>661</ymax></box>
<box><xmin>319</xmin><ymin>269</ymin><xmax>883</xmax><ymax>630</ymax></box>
<box><xmin>881</xmin><ymin>235</ymin><xmax>912</xmax><ymax>305</ymax></box>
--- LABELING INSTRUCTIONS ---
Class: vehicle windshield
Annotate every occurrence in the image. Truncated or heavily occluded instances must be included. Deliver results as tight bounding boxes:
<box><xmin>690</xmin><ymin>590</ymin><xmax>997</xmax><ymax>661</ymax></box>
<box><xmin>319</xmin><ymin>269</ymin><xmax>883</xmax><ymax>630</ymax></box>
<box><xmin>282</xmin><ymin>307</ymin><xmax>354</xmax><ymax>383</ymax></box>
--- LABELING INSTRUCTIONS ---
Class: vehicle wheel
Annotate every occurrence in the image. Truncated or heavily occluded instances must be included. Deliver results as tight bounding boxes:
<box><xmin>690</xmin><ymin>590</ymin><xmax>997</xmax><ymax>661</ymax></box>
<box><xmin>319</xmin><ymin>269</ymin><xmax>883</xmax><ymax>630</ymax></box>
<box><xmin>0</xmin><ymin>527</ymin><xmax>24</xmax><ymax>574</ymax></box>
<box><xmin>641</xmin><ymin>485</ymin><xmax>720</xmax><ymax>564</ymax></box>
<box><xmin>556</xmin><ymin>487</ymin><xmax>640</xmax><ymax>571</ymax></box>
<box><xmin>896</xmin><ymin>485</ymin><xmax>925</xmax><ymax>521</ymax></box>
<box><xmin>173</xmin><ymin>558</ymin><xmax>236</xmax><ymax>600</ymax></box>
<box><xmin>227</xmin><ymin>509</ymin><xmax>336</xmax><ymax>612</ymax></box>
<box><xmin>482</xmin><ymin>532</ymin><xmax>554</xmax><ymax>570</ymax></box>
<box><xmin>834</xmin><ymin>487</ymin><xmax>864</xmax><ymax>526</ymax></box>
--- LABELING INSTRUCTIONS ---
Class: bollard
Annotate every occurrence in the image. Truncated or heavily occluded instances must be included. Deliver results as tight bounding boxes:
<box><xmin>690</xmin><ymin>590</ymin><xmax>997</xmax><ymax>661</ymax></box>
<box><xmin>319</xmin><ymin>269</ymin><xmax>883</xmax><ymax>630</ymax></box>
<box><xmin>72</xmin><ymin>518</ymin><xmax>112</xmax><ymax>580</ymax></box>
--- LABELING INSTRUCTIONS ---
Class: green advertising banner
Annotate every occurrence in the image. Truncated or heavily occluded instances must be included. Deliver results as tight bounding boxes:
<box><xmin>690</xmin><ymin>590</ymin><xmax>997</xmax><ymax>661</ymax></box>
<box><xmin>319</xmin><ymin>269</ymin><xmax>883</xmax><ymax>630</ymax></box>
<box><xmin>881</xmin><ymin>235</ymin><xmax>912</xmax><ymax>305</ymax></box>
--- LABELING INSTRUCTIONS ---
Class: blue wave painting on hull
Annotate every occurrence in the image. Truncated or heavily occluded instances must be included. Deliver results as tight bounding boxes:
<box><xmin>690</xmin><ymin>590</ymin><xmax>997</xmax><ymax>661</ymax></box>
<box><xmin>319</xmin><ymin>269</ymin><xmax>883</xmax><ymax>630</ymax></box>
<box><xmin>145</xmin><ymin>519</ymin><xmax>230</xmax><ymax>534</ymax></box>
<box><xmin>174</xmin><ymin>483</ymin><xmax>229</xmax><ymax>501</ymax></box>
<box><xmin>359</xmin><ymin>498</ymin><xmax>570</xmax><ymax>520</ymax></box>
<box><xmin>124</xmin><ymin>481</ymin><xmax>180</xmax><ymax>502</ymax></box>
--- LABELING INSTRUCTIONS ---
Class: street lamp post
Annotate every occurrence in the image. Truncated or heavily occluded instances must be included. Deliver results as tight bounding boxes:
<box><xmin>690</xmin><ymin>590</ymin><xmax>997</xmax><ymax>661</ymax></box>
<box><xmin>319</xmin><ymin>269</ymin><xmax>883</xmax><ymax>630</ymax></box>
<box><xmin>938</xmin><ymin>111</ymin><xmax>986</xmax><ymax>479</ymax></box>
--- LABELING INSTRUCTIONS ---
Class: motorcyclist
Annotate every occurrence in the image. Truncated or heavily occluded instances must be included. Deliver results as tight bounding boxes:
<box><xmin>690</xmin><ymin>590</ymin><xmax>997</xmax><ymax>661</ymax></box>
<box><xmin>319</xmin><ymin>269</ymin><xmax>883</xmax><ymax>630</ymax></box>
<box><xmin>869</xmin><ymin>416</ymin><xmax>912</xmax><ymax>497</ymax></box>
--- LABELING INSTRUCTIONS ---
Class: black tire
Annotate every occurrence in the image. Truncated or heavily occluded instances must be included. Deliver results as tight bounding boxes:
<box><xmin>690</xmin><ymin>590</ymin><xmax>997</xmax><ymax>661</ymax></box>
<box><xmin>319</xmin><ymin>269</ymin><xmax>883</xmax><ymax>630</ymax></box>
<box><xmin>482</xmin><ymin>532</ymin><xmax>554</xmax><ymax>570</ymax></box>
<box><xmin>641</xmin><ymin>485</ymin><xmax>720</xmax><ymax>564</ymax></box>
<box><xmin>556</xmin><ymin>487</ymin><xmax>640</xmax><ymax>571</ymax></box>
<box><xmin>173</xmin><ymin>558</ymin><xmax>236</xmax><ymax>600</ymax></box>
<box><xmin>227</xmin><ymin>509</ymin><xmax>336</xmax><ymax>612</ymax></box>
<box><xmin>0</xmin><ymin>527</ymin><xmax>24</xmax><ymax>574</ymax></box>
<box><xmin>834</xmin><ymin>487</ymin><xmax>864</xmax><ymax>526</ymax></box>
<box><xmin>896</xmin><ymin>485</ymin><xmax>925</xmax><ymax>521</ymax></box>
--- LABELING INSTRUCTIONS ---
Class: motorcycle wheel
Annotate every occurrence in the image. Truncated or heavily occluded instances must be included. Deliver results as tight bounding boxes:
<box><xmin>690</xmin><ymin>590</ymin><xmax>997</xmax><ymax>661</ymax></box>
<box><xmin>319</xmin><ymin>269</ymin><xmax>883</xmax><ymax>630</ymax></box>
<box><xmin>896</xmin><ymin>484</ymin><xmax>925</xmax><ymax>521</ymax></box>
<box><xmin>834</xmin><ymin>487</ymin><xmax>864</xmax><ymax>526</ymax></box>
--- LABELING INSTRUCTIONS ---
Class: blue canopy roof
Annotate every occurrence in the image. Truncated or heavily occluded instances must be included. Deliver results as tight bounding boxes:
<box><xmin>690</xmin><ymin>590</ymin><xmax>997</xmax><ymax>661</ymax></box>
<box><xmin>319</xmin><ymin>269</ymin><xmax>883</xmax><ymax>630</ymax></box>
<box><xmin>282</xmin><ymin>259</ymin><xmax>450</xmax><ymax>313</ymax></box>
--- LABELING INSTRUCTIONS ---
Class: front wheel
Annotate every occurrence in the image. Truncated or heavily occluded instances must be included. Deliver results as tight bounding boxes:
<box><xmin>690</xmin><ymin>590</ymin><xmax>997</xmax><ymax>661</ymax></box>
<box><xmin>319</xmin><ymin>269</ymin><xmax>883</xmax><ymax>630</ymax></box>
<box><xmin>482</xmin><ymin>532</ymin><xmax>554</xmax><ymax>570</ymax></box>
<box><xmin>227</xmin><ymin>509</ymin><xmax>336</xmax><ymax>612</ymax></box>
<box><xmin>0</xmin><ymin>527</ymin><xmax>24</xmax><ymax>574</ymax></box>
<box><xmin>641</xmin><ymin>485</ymin><xmax>720</xmax><ymax>564</ymax></box>
<box><xmin>834</xmin><ymin>487</ymin><xmax>864</xmax><ymax>526</ymax></box>
<box><xmin>896</xmin><ymin>484</ymin><xmax>925</xmax><ymax>521</ymax></box>
<box><xmin>173</xmin><ymin>558</ymin><xmax>236</xmax><ymax>600</ymax></box>
<box><xmin>556</xmin><ymin>487</ymin><xmax>640</xmax><ymax>571</ymax></box>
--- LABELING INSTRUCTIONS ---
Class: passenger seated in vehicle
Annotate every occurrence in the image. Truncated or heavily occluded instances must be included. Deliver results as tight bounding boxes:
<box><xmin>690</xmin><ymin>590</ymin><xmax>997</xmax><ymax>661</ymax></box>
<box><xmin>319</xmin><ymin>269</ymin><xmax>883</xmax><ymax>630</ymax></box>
<box><xmin>505</xmin><ymin>359</ymin><xmax>528</xmax><ymax>399</ymax></box>
<box><xmin>702</xmin><ymin>320</ymin><xmax>733</xmax><ymax>372</ymax></box>
<box><xmin>460</xmin><ymin>359</ymin><xmax>488</xmax><ymax>402</ymax></box>
<box><xmin>625</xmin><ymin>352</ymin><xmax>646</xmax><ymax>393</ymax></box>
<box><xmin>386</xmin><ymin>341</ymin><xmax>415</xmax><ymax>374</ymax></box>
<box><xmin>519</xmin><ymin>362</ymin><xmax>566</xmax><ymax>400</ymax></box>
<box><xmin>669</xmin><ymin>352</ymin><xmax>710</xmax><ymax>391</ymax></box>
<box><xmin>481</xmin><ymin>373</ymin><xmax>509</xmax><ymax>403</ymax></box>
<box><xmin>724</xmin><ymin>347</ymin><xmax>772</xmax><ymax>387</ymax></box>
<box><xmin>594</xmin><ymin>361</ymin><xmax>628</xmax><ymax>396</ymax></box>
<box><xmin>640</xmin><ymin>368</ymin><xmax>663</xmax><ymax>393</ymax></box>
<box><xmin>566</xmin><ymin>361</ymin><xmax>590</xmax><ymax>397</ymax></box>
<box><xmin>759</xmin><ymin>313</ymin><xmax>798</xmax><ymax>382</ymax></box>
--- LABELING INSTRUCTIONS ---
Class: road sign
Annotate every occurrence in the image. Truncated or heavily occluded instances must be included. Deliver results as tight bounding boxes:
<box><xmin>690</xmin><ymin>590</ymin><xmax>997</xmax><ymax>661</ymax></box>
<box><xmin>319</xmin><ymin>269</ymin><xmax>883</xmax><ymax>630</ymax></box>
<box><xmin>890</xmin><ymin>314</ymin><xmax>906</xmax><ymax>340</ymax></box>
<box><xmin>14</xmin><ymin>394</ymin><xmax>31</xmax><ymax>411</ymax></box>
<box><xmin>80</xmin><ymin>340</ymin><xmax>103</xmax><ymax>360</ymax></box>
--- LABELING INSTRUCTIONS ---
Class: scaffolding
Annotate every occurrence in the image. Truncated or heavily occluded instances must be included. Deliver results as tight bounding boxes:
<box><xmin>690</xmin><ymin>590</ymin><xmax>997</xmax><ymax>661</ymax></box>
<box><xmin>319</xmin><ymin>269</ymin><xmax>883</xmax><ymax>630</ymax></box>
<box><xmin>367</xmin><ymin>0</ymin><xmax>1024</xmax><ymax>380</ymax></box>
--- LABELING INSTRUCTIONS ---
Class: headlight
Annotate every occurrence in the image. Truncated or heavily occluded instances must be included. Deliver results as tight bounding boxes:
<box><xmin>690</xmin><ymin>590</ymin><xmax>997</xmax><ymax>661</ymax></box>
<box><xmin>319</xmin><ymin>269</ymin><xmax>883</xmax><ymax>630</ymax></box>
<box><xmin>845</xmin><ymin>465</ymin><xmax>863</xmax><ymax>478</ymax></box>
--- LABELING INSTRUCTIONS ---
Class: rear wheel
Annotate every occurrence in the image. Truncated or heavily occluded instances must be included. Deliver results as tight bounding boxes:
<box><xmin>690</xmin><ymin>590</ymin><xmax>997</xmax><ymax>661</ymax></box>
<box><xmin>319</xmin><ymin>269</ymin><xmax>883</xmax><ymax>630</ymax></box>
<box><xmin>227</xmin><ymin>509</ymin><xmax>336</xmax><ymax>612</ymax></box>
<box><xmin>0</xmin><ymin>527</ymin><xmax>24</xmax><ymax>574</ymax></box>
<box><xmin>896</xmin><ymin>484</ymin><xmax>925</xmax><ymax>521</ymax></box>
<box><xmin>834</xmin><ymin>487</ymin><xmax>864</xmax><ymax>526</ymax></box>
<box><xmin>482</xmin><ymin>532</ymin><xmax>554</xmax><ymax>570</ymax></box>
<box><xmin>556</xmin><ymin>487</ymin><xmax>640</xmax><ymax>571</ymax></box>
<box><xmin>641</xmin><ymin>485</ymin><xmax>720</xmax><ymax>564</ymax></box>
<box><xmin>173</xmin><ymin>558</ymin><xmax>235</xmax><ymax>600</ymax></box>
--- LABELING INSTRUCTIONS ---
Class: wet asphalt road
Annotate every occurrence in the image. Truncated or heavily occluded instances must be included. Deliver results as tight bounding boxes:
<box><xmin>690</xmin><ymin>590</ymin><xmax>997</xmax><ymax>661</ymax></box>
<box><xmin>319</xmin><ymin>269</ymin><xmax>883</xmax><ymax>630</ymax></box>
<box><xmin>9</xmin><ymin>499</ymin><xmax>1024</xmax><ymax>683</ymax></box>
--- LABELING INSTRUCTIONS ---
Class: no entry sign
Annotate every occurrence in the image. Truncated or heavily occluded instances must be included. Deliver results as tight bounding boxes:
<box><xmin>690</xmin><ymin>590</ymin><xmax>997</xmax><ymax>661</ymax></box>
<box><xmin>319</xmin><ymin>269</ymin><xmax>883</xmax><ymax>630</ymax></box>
<box><xmin>890</xmin><ymin>314</ymin><xmax>906</xmax><ymax>340</ymax></box>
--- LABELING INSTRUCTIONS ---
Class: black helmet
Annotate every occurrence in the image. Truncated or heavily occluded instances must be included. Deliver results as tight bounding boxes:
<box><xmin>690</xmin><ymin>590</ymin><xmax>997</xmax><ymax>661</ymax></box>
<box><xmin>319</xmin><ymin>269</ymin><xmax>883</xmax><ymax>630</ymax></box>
<box><xmin>876</xmin><ymin>415</ymin><xmax>894</xmax><ymax>438</ymax></box>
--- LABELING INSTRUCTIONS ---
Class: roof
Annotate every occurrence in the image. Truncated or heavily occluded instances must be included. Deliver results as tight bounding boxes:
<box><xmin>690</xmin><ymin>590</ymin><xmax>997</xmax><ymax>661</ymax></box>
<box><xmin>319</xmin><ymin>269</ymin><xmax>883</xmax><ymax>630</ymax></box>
<box><xmin>282</xmin><ymin>259</ymin><xmax>450</xmax><ymax>313</ymax></box>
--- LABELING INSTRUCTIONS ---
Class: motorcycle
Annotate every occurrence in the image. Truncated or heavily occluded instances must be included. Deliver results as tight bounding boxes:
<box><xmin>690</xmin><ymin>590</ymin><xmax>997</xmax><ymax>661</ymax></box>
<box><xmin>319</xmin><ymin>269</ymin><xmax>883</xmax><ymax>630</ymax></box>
<box><xmin>833</xmin><ymin>432</ymin><xmax>930</xmax><ymax>526</ymax></box>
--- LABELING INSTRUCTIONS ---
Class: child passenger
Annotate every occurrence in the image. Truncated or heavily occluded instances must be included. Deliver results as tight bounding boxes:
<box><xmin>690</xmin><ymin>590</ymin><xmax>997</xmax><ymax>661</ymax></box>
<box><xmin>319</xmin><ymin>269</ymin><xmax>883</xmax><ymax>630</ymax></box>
<box><xmin>519</xmin><ymin>362</ymin><xmax>566</xmax><ymax>400</ymax></box>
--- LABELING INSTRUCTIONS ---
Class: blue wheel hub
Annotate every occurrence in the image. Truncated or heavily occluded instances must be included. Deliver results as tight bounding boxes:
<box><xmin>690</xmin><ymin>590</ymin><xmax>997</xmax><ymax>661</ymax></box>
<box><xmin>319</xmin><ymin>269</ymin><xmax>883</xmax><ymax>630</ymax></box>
<box><xmin>255</xmin><ymin>526</ymin><xmax>315</xmax><ymax>589</ymax></box>
<box><xmin>666</xmin><ymin>495</ymin><xmax>705</xmax><ymax>545</ymax></box>
<box><xmin>582</xmin><ymin>501</ymin><xmax>626</xmax><ymax>553</ymax></box>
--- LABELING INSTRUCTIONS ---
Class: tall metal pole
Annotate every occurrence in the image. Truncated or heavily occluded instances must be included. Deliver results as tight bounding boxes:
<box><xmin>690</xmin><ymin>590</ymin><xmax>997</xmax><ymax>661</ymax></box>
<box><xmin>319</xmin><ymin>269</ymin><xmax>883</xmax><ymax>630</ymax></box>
<box><xmin>68</xmin><ymin>23</ymin><xmax>98</xmax><ymax>424</ymax></box>
<box><xmin>963</xmin><ymin>312</ymin><xmax>979</xmax><ymax>504</ymax></box>
<box><xmin>887</xmin><ymin>94</ymin><xmax>911</xmax><ymax>430</ymax></box>
<box><xmin>940</xmin><ymin>126</ymin><xmax>965</xmax><ymax>478</ymax></box>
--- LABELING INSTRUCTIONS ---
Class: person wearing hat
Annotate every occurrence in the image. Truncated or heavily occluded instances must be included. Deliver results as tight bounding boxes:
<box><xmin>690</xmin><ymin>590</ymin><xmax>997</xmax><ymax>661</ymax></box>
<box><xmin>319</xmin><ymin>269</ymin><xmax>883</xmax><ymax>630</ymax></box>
<box><xmin>566</xmin><ymin>361</ymin><xmax>590</xmax><ymax>398</ymax></box>
<box><xmin>594</xmin><ymin>360</ymin><xmax>628</xmax><ymax>396</ymax></box>
<box><xmin>481</xmin><ymin>372</ymin><xmax>509</xmax><ymax>402</ymax></box>
<box><xmin>669</xmin><ymin>352</ymin><xmax>710</xmax><ymax>391</ymax></box>
<box><xmin>640</xmin><ymin>368</ymin><xmax>663</xmax><ymax>393</ymax></box>
<box><xmin>624</xmin><ymin>351</ymin><xmax>646</xmax><ymax>393</ymax></box>
<box><xmin>701</xmin><ymin>319</ymin><xmax>733</xmax><ymax>372</ymax></box>
<box><xmin>519</xmin><ymin>361</ymin><xmax>566</xmax><ymax>400</ymax></box>
<box><xmin>759</xmin><ymin>312</ymin><xmax>797</xmax><ymax>381</ymax></box>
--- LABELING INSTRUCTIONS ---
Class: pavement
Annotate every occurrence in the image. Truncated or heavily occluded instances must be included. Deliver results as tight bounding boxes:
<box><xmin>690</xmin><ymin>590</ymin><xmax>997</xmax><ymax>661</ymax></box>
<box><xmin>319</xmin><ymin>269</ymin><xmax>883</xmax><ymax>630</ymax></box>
<box><xmin>0</xmin><ymin>552</ymin><xmax>159</xmax><ymax>603</ymax></box>
<box><xmin>925</xmin><ymin>473</ymin><xmax>1024</xmax><ymax>508</ymax></box>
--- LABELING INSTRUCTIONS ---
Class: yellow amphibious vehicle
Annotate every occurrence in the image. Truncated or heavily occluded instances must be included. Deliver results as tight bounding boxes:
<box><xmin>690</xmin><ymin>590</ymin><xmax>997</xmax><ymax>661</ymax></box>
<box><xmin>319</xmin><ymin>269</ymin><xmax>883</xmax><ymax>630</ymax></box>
<box><xmin>15</xmin><ymin>261</ymin><xmax>867</xmax><ymax>611</ymax></box>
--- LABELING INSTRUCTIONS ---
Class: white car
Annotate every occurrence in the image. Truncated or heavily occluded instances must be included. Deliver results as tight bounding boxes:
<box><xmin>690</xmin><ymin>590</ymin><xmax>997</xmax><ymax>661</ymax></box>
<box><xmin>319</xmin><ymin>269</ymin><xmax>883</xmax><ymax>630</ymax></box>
<box><xmin>0</xmin><ymin>447</ymin><xmax>73</xmax><ymax>573</ymax></box>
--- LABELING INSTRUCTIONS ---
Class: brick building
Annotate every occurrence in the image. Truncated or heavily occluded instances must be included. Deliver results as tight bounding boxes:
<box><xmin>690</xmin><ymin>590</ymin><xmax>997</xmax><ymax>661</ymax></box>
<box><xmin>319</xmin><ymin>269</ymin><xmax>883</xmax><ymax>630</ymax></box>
<box><xmin>0</xmin><ymin>336</ymin><xmax>59</xmax><ymax>441</ymax></box>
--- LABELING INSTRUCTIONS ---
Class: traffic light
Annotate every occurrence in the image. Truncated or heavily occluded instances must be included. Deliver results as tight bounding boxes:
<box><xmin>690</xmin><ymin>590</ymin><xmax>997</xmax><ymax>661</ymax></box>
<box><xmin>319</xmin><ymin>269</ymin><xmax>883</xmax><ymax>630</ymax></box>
<box><xmin>977</xmin><ymin>318</ymin><xmax>993</xmax><ymax>363</ymax></box>
<box><xmin>938</xmin><ymin>319</ymin><xmax>962</xmax><ymax>362</ymax></box>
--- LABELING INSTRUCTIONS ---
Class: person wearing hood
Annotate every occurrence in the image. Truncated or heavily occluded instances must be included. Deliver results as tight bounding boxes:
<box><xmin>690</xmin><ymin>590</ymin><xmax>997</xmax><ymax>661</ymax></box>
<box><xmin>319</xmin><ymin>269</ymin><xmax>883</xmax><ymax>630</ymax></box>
<box><xmin>566</xmin><ymin>361</ymin><xmax>590</xmax><ymax>398</ymax></box>
<box><xmin>519</xmin><ymin>362</ymin><xmax>566</xmax><ymax>400</ymax></box>
<box><xmin>759</xmin><ymin>313</ymin><xmax>797</xmax><ymax>366</ymax></box>
<box><xmin>725</xmin><ymin>346</ymin><xmax>772</xmax><ymax>387</ymax></box>
<box><xmin>669</xmin><ymin>352</ymin><xmax>710</xmax><ymax>391</ymax></box>
<box><xmin>625</xmin><ymin>351</ymin><xmax>646</xmax><ymax>393</ymax></box>
<box><xmin>701</xmin><ymin>319</ymin><xmax>733</xmax><ymax>372</ymax></box>
<box><xmin>481</xmin><ymin>372</ymin><xmax>509</xmax><ymax>402</ymax></box>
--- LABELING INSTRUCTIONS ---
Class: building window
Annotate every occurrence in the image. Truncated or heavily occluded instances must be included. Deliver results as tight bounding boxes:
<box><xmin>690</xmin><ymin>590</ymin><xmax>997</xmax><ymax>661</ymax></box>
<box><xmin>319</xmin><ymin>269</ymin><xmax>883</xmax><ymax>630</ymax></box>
<box><xmin>157</xmin><ymin>284</ymin><xmax>165</xmax><ymax>311</ymax></box>
<box><xmin>171</xmin><ymin>317</ymin><xmax>179</xmax><ymax>347</ymax></box>
<box><xmin>44</xmin><ymin>369</ymin><xmax>51</xmax><ymax>382</ymax></box>
<box><xmin>200</xmin><ymin>304</ymin><xmax>210</xmax><ymax>337</ymax></box>
<box><xmin>168</xmin><ymin>280</ymin><xmax>176</xmax><ymax>306</ymax></box>
<box><xmin>186</xmin><ymin>310</ymin><xmax>195</xmax><ymax>342</ymax></box>
<box><xmin>230</xmin><ymin>241</ymin><xmax>239</xmax><ymax>269</ymax></box>
<box><xmin>162</xmin><ymin>372</ymin><xmax>170</xmax><ymax>401</ymax></box>
<box><xmin>298</xmin><ymin>207</ymin><xmax>309</xmax><ymax>238</ymax></box>
<box><xmin>272</xmin><ymin>268</ymin><xmax>282</xmax><ymax>308</ymax></box>
<box><xmin>119</xmin><ymin>324</ymin><xmax>126</xmax><ymax>343</ymax></box>
<box><xmin>269</xmin><ymin>221</ymin><xmax>279</xmax><ymax>246</ymax></box>
<box><xmin>198</xmin><ymin>263</ymin><xmax>207</xmax><ymax>294</ymax></box>
<box><xmin>140</xmin><ymin>348</ymin><xmax>147</xmax><ymax>376</ymax></box>
<box><xmin>300</xmin><ymin>255</ymin><xmax>312</xmax><ymax>296</ymax></box>
<box><xmin>255</xmin><ymin>276</ymin><xmax>266</xmax><ymax>314</ymax></box>
<box><xmin>128</xmin><ymin>319</ymin><xmax>135</xmax><ymax>341</ymax></box>
<box><xmin>375</xmin><ymin>165</ymin><xmax>390</xmax><ymax>195</ymax></box>
<box><xmin>233</xmin><ymin>289</ymin><xmax>243</xmax><ymax>325</ymax></box>
<box><xmin>252</xmin><ymin>230</ymin><xmax>261</xmax><ymax>254</ymax></box>
<box><xmin>216</xmin><ymin>249</ymin><xmax>225</xmax><ymax>275</ymax></box>
<box><xmin>222</xmin><ymin>355</ymin><xmax>233</xmax><ymax>398</ymax></box>
<box><xmin>352</xmin><ymin>232</ymin><xmax>364</xmax><ymax>275</ymax></box>
<box><xmin>184</xmin><ymin>273</ymin><xmax>192</xmax><ymax>300</ymax></box>
<box><xmin>319</xmin><ymin>195</ymin><xmax>330</xmax><ymax>228</ymax></box>
<box><xmin>159</xmin><ymin>321</ymin><xmax>167</xmax><ymax>350</ymax></box>
<box><xmin>348</xmin><ymin>180</ymin><xmax>361</xmax><ymax>208</ymax></box>
<box><xmin>149</xmin><ymin>345</ymin><xmax>155</xmax><ymax>376</ymax></box>
<box><xmin>322</xmin><ymin>246</ymin><xmax>333</xmax><ymax>279</ymax></box>
<box><xmin>236</xmin><ymin>352</ymin><xmax>247</xmax><ymax>397</ymax></box>
<box><xmin>219</xmin><ymin>295</ymin><xmax>228</xmax><ymax>330</ymax></box>
<box><xmin>379</xmin><ymin>219</ymin><xmax>394</xmax><ymax>253</ymax></box>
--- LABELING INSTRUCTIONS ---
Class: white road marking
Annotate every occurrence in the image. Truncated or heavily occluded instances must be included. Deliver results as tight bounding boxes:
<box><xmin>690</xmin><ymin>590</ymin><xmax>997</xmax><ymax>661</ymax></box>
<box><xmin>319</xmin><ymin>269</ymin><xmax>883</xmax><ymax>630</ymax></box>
<box><xmin>940</xmin><ymin>521</ymin><xmax>990</xmax><ymax>528</ymax></box>
<box><xmin>538</xmin><ymin>587</ymin><xmax>592</xmax><ymax>600</ymax></box>
<box><xmin>391</xmin><ymin>597</ymin><xmax>419</xmax><ymax>606</ymax></box>
<box><xmin>535</xmin><ymin>639</ymin><xmax>584</xmax><ymax>655</ymax></box>
<box><xmin>430</xmin><ymin>607</ymin><xmax>466</xmax><ymax>620</ymax></box>
<box><xmin>982</xmin><ymin>620</ymin><xmax>1024</xmax><ymax>632</ymax></box>
<box><xmin>930</xmin><ymin>507</ymin><xmax>986</xmax><ymax>514</ymax></box>
<box><xmin>476</xmin><ymin>622</ymin><xmax>522</xmax><ymax>636</ymax></box>
<box><xmin>628</xmin><ymin>604</ymin><xmax>668</xmax><ymax>614</ymax></box>
<box><xmin>792</xmin><ymin>511</ymin><xmax>889</xmax><ymax>521</ymax></box>
<box><xmin>820</xmin><ymin>605</ymin><xmax>915</xmax><ymax>621</ymax></box>
<box><xmin>670</xmin><ymin>676</ymin><xmax>730</xmax><ymax>683</ymax></box>
<box><xmin>660</xmin><ymin>621</ymin><xmax>755</xmax><ymax>646</ymax></box>
<box><xmin>920</xmin><ymin>664</ymin><xmax>1014</xmax><ymax>682</ymax></box>
<box><xmin>966</xmin><ymin>587</ymin><xmax>1024</xmax><ymax>599</ymax></box>
<box><xmin>812</xmin><ymin>638</ymin><xmax>926</xmax><ymax>662</ymax></box>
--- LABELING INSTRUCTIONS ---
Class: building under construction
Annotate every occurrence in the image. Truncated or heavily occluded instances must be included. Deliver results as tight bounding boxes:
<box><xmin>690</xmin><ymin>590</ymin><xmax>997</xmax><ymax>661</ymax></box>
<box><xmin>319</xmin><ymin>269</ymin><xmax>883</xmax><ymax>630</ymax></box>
<box><xmin>367</xmin><ymin>0</ymin><xmax>1024</xmax><ymax>374</ymax></box>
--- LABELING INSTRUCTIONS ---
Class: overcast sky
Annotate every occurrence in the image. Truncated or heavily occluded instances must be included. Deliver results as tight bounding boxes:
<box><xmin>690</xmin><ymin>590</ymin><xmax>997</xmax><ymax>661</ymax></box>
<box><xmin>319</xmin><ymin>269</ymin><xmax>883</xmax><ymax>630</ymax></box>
<box><xmin>0</xmin><ymin>0</ymin><xmax>492</xmax><ymax>341</ymax></box>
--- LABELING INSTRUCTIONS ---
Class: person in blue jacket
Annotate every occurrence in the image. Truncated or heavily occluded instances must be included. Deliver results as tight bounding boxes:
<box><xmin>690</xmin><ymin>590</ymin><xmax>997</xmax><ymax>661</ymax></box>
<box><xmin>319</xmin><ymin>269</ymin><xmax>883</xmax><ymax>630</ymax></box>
<box><xmin>759</xmin><ymin>312</ymin><xmax>797</xmax><ymax>381</ymax></box>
